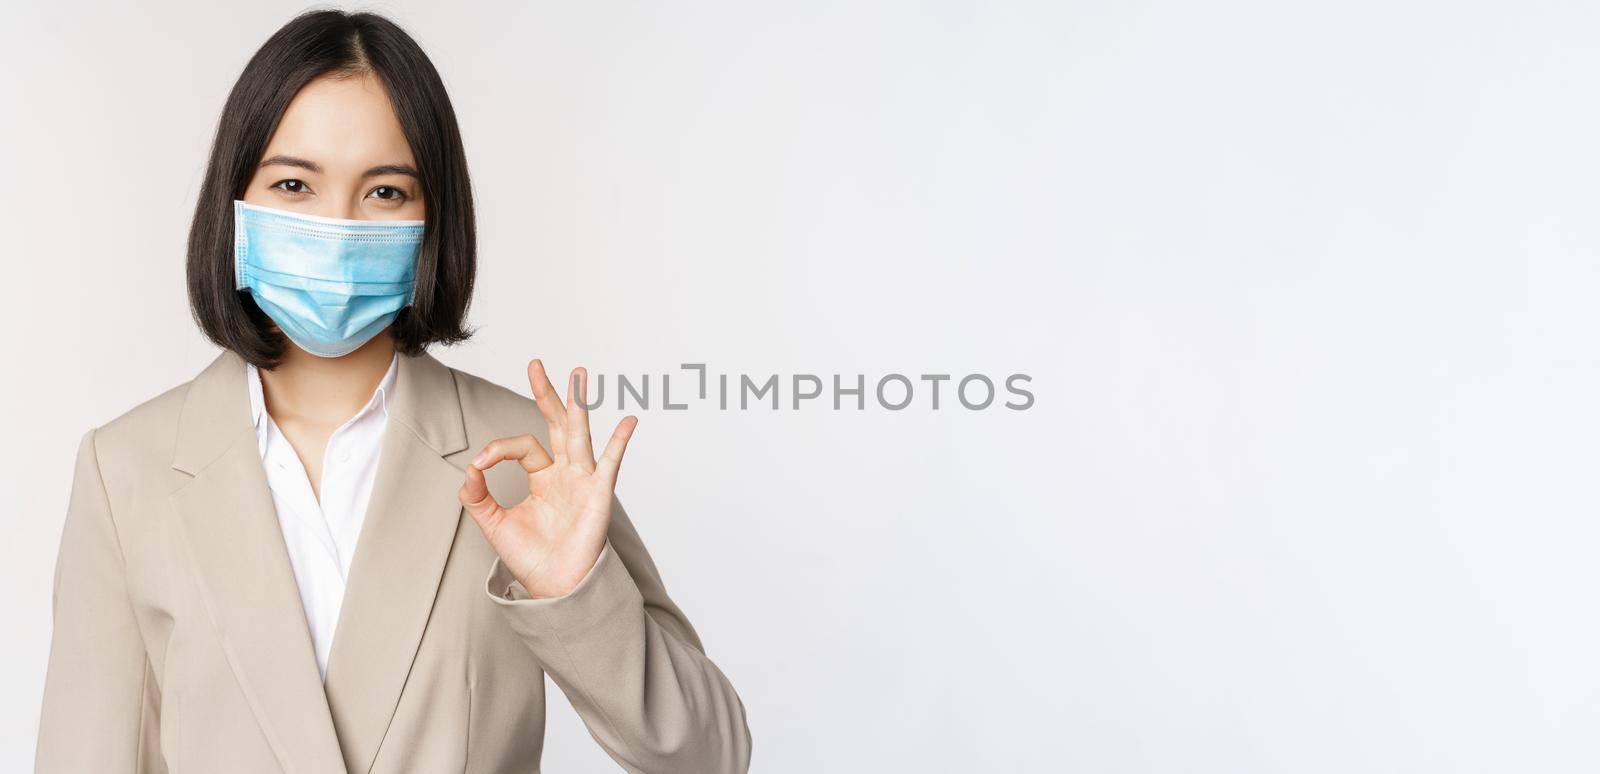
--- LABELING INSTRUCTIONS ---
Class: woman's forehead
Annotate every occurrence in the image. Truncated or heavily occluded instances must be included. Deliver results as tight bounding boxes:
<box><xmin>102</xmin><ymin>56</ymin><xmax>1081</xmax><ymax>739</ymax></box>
<box><xmin>261</xmin><ymin>73</ymin><xmax>415</xmax><ymax>171</ymax></box>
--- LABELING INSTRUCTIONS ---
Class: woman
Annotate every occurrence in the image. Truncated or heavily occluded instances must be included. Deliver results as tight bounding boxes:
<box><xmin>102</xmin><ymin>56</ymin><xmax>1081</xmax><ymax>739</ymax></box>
<box><xmin>35</xmin><ymin>10</ymin><xmax>751</xmax><ymax>774</ymax></box>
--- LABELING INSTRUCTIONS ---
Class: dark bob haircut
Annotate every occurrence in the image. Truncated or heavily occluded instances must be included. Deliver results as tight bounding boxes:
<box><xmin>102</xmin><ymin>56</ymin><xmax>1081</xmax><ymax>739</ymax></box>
<box><xmin>187</xmin><ymin>10</ymin><xmax>475</xmax><ymax>368</ymax></box>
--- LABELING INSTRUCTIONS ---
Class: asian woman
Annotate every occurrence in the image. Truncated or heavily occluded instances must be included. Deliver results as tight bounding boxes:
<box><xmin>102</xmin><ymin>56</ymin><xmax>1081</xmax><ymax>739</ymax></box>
<box><xmin>34</xmin><ymin>10</ymin><xmax>751</xmax><ymax>773</ymax></box>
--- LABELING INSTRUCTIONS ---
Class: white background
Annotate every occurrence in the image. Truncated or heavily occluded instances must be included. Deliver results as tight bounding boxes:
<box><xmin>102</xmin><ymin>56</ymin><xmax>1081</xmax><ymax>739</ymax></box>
<box><xmin>5</xmin><ymin>1</ymin><xmax>1599</xmax><ymax>771</ymax></box>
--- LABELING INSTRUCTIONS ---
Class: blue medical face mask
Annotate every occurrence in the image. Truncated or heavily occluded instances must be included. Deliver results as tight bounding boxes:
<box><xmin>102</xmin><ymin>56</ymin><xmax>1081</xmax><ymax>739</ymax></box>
<box><xmin>233</xmin><ymin>200</ymin><xmax>424</xmax><ymax>358</ymax></box>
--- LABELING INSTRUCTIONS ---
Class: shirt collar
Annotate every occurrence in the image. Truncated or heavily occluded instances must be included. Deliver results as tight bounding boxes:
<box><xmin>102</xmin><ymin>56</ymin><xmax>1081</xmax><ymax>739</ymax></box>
<box><xmin>246</xmin><ymin>351</ymin><xmax>400</xmax><ymax>432</ymax></box>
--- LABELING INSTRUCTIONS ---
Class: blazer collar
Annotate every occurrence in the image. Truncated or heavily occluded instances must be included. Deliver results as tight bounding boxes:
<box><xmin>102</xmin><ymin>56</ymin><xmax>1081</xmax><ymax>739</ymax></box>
<box><xmin>173</xmin><ymin>347</ymin><xmax>469</xmax><ymax>475</ymax></box>
<box><xmin>168</xmin><ymin>347</ymin><xmax>471</xmax><ymax>774</ymax></box>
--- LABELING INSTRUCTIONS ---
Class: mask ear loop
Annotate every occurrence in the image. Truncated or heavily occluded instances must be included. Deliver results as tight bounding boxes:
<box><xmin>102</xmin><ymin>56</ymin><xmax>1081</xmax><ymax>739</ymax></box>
<box><xmin>232</xmin><ymin>200</ymin><xmax>251</xmax><ymax>291</ymax></box>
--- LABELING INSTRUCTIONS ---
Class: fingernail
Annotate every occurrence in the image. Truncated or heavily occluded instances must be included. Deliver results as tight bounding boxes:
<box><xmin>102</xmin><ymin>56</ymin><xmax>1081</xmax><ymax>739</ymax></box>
<box><xmin>472</xmin><ymin>451</ymin><xmax>488</xmax><ymax>467</ymax></box>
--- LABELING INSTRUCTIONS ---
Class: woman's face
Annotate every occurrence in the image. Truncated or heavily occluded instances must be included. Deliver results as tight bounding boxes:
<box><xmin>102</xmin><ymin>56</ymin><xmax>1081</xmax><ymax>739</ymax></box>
<box><xmin>242</xmin><ymin>72</ymin><xmax>425</xmax><ymax>222</ymax></box>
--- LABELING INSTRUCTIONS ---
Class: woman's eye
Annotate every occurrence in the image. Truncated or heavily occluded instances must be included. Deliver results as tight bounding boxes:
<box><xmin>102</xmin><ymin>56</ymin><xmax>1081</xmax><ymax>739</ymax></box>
<box><xmin>368</xmin><ymin>185</ymin><xmax>408</xmax><ymax>202</ymax></box>
<box><xmin>271</xmin><ymin>179</ymin><xmax>311</xmax><ymax>195</ymax></box>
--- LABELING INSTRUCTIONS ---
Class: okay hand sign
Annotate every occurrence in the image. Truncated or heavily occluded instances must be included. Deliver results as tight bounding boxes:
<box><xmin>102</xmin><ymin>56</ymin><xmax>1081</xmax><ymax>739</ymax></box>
<box><xmin>459</xmin><ymin>360</ymin><xmax>638</xmax><ymax>599</ymax></box>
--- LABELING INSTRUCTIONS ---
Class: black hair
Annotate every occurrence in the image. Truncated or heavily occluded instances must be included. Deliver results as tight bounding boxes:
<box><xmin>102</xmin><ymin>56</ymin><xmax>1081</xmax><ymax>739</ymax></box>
<box><xmin>187</xmin><ymin>9</ymin><xmax>475</xmax><ymax>368</ymax></box>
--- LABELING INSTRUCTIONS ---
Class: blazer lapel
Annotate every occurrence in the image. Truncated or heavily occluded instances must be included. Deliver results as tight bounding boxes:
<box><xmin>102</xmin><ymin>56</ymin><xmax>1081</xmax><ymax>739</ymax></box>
<box><xmin>168</xmin><ymin>349</ymin><xmax>347</xmax><ymax>774</ymax></box>
<box><xmin>322</xmin><ymin>350</ymin><xmax>470</xmax><ymax>774</ymax></box>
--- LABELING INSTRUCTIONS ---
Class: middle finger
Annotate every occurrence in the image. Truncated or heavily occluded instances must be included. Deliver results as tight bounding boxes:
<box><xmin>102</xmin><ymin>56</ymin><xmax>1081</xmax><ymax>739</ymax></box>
<box><xmin>566</xmin><ymin>367</ymin><xmax>596</xmax><ymax>470</ymax></box>
<box><xmin>527</xmin><ymin>358</ymin><xmax>568</xmax><ymax>461</ymax></box>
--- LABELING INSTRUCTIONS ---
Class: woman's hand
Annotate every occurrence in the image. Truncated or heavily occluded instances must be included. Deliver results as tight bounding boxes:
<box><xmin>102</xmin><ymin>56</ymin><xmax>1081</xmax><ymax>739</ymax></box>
<box><xmin>459</xmin><ymin>359</ymin><xmax>638</xmax><ymax>599</ymax></box>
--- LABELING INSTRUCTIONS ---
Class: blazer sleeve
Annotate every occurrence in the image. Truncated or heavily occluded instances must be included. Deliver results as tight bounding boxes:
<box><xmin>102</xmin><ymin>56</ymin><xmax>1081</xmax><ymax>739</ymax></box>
<box><xmin>36</xmin><ymin>429</ymin><xmax>163</xmax><ymax>774</ymax></box>
<box><xmin>482</xmin><ymin>495</ymin><xmax>752</xmax><ymax>773</ymax></box>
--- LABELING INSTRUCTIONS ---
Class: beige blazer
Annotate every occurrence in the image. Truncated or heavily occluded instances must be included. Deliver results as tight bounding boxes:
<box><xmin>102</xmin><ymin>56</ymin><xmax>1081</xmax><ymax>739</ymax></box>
<box><xmin>35</xmin><ymin>349</ymin><xmax>751</xmax><ymax>774</ymax></box>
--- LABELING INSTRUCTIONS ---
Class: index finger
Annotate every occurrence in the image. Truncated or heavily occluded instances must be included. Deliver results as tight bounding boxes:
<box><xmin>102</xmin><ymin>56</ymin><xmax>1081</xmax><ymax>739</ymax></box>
<box><xmin>471</xmin><ymin>433</ymin><xmax>555</xmax><ymax>474</ymax></box>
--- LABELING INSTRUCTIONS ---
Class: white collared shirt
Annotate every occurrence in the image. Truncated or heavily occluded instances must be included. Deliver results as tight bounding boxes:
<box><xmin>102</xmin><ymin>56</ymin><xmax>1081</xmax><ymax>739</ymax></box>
<box><xmin>245</xmin><ymin>353</ymin><xmax>399</xmax><ymax>680</ymax></box>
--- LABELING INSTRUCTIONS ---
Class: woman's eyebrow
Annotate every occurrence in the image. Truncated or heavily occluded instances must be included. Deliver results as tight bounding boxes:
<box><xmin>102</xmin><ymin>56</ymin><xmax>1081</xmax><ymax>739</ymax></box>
<box><xmin>258</xmin><ymin>154</ymin><xmax>322</xmax><ymax>172</ymax></box>
<box><xmin>254</xmin><ymin>157</ymin><xmax>416</xmax><ymax>179</ymax></box>
<box><xmin>364</xmin><ymin>164</ymin><xmax>420</xmax><ymax>179</ymax></box>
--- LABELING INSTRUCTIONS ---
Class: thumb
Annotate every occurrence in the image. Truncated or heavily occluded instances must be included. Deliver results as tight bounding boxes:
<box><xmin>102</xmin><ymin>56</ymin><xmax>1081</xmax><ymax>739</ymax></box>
<box><xmin>458</xmin><ymin>464</ymin><xmax>502</xmax><ymax>528</ymax></box>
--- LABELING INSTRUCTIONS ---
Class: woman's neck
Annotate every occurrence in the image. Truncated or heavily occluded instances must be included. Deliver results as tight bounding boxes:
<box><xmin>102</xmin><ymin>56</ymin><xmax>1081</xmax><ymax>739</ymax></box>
<box><xmin>258</xmin><ymin>334</ymin><xmax>397</xmax><ymax>428</ymax></box>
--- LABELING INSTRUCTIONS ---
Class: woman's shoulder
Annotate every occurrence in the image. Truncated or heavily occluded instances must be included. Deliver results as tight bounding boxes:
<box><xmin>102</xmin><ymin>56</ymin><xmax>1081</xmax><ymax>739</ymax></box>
<box><xmin>90</xmin><ymin>378</ymin><xmax>194</xmax><ymax>460</ymax></box>
<box><xmin>84</xmin><ymin>348</ymin><xmax>241</xmax><ymax>473</ymax></box>
<box><xmin>442</xmin><ymin>360</ymin><xmax>544</xmax><ymax>431</ymax></box>
<box><xmin>70</xmin><ymin>372</ymin><xmax>196</xmax><ymax>499</ymax></box>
